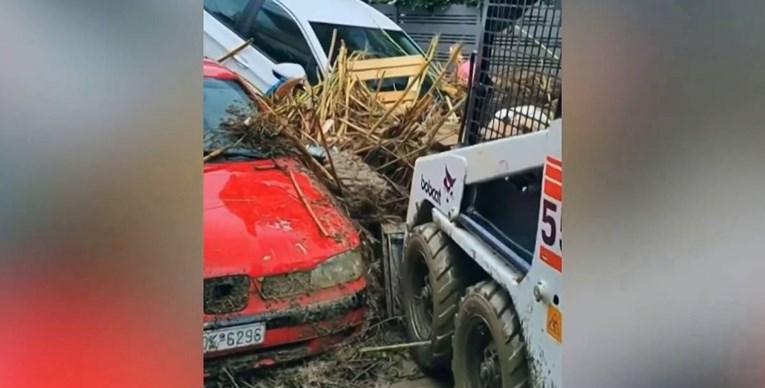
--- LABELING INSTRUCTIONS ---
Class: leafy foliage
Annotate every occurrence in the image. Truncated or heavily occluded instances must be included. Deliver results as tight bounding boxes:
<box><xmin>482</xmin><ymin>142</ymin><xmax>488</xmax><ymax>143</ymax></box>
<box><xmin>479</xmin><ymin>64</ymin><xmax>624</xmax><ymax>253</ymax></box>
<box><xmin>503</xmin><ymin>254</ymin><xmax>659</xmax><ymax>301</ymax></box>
<box><xmin>367</xmin><ymin>0</ymin><xmax>482</xmax><ymax>9</ymax></box>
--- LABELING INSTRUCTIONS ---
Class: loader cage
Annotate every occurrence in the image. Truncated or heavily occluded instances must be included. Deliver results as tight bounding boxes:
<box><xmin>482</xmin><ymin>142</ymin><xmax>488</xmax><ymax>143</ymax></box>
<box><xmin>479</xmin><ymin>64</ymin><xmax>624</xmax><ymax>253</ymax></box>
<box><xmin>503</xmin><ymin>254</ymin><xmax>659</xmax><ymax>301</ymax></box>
<box><xmin>459</xmin><ymin>0</ymin><xmax>561</xmax><ymax>146</ymax></box>
<box><xmin>456</xmin><ymin>0</ymin><xmax>562</xmax><ymax>273</ymax></box>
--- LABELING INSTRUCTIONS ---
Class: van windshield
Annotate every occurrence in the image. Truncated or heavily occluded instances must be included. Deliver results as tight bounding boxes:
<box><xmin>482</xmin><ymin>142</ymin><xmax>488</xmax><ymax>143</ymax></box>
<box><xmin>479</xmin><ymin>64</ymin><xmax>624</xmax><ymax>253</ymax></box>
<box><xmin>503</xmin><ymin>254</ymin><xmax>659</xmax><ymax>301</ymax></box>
<box><xmin>310</xmin><ymin>22</ymin><xmax>429</xmax><ymax>93</ymax></box>
<box><xmin>310</xmin><ymin>22</ymin><xmax>421</xmax><ymax>63</ymax></box>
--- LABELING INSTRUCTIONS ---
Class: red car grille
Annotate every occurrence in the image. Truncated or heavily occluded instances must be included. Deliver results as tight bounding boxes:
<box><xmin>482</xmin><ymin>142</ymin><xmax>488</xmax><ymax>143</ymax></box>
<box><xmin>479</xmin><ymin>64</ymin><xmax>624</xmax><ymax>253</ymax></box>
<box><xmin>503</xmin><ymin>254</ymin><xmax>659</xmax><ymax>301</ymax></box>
<box><xmin>204</xmin><ymin>275</ymin><xmax>249</xmax><ymax>315</ymax></box>
<box><xmin>258</xmin><ymin>271</ymin><xmax>312</xmax><ymax>299</ymax></box>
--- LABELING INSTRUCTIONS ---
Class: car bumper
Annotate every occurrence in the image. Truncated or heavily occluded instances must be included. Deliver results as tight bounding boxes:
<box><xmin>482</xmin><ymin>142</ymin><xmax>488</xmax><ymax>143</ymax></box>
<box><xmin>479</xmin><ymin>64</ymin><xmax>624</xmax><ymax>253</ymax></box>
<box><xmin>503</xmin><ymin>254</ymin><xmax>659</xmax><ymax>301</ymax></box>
<box><xmin>203</xmin><ymin>290</ymin><xmax>366</xmax><ymax>376</ymax></box>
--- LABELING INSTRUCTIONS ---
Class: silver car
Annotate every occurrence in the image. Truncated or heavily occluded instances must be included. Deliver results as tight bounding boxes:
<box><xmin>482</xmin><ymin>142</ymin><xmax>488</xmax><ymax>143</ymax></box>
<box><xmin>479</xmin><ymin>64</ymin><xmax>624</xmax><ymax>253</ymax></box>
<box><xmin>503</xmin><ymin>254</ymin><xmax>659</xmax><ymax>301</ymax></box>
<box><xmin>203</xmin><ymin>0</ymin><xmax>424</xmax><ymax>93</ymax></box>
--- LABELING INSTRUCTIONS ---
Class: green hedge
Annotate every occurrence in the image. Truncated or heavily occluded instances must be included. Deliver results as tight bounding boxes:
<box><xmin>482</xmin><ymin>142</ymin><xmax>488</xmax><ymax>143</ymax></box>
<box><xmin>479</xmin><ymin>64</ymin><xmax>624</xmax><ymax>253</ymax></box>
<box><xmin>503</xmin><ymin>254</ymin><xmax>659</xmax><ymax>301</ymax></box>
<box><xmin>367</xmin><ymin>0</ymin><xmax>482</xmax><ymax>9</ymax></box>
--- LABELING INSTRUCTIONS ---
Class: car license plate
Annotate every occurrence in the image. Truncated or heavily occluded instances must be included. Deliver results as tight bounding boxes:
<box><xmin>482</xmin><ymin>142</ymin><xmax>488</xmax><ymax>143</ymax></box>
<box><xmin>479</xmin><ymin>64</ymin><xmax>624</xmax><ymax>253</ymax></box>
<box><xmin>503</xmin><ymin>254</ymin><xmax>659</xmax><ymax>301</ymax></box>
<box><xmin>203</xmin><ymin>322</ymin><xmax>266</xmax><ymax>353</ymax></box>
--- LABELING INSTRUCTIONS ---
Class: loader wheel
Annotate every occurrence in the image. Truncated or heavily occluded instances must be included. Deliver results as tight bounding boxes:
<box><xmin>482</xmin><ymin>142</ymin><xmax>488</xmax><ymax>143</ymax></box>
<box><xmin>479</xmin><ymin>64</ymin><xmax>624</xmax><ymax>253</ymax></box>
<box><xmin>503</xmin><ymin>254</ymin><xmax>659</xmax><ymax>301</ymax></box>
<box><xmin>400</xmin><ymin>222</ymin><xmax>467</xmax><ymax>374</ymax></box>
<box><xmin>452</xmin><ymin>280</ymin><xmax>529</xmax><ymax>388</ymax></box>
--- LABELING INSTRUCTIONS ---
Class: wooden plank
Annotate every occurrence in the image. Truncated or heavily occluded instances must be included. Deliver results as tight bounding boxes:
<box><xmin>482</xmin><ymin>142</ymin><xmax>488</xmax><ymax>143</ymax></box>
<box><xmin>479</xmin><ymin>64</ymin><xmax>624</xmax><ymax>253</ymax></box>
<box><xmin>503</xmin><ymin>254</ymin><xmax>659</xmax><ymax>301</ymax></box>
<box><xmin>439</xmin><ymin>83</ymin><xmax>460</xmax><ymax>98</ymax></box>
<box><xmin>378</xmin><ymin>91</ymin><xmax>415</xmax><ymax>103</ymax></box>
<box><xmin>346</xmin><ymin>55</ymin><xmax>427</xmax><ymax>109</ymax></box>
<box><xmin>348</xmin><ymin>55</ymin><xmax>425</xmax><ymax>71</ymax></box>
<box><xmin>380</xmin><ymin>94</ymin><xmax>418</xmax><ymax>107</ymax></box>
<box><xmin>436</xmin><ymin>122</ymin><xmax>461</xmax><ymax>147</ymax></box>
<box><xmin>352</xmin><ymin>65</ymin><xmax>423</xmax><ymax>81</ymax></box>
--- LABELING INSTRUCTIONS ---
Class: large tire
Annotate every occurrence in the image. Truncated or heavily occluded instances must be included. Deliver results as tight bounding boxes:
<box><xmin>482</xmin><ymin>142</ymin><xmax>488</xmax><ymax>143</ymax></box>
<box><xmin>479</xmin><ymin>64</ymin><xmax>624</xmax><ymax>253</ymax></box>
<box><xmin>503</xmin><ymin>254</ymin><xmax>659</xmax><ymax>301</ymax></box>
<box><xmin>400</xmin><ymin>222</ymin><xmax>468</xmax><ymax>374</ymax></box>
<box><xmin>452</xmin><ymin>280</ymin><xmax>529</xmax><ymax>388</ymax></box>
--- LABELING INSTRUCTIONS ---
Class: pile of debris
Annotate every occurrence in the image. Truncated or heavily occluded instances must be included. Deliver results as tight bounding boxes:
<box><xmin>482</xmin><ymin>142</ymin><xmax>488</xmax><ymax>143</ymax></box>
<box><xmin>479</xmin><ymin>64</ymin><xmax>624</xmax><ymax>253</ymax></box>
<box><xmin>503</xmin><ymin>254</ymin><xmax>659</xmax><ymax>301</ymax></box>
<box><xmin>220</xmin><ymin>37</ymin><xmax>559</xmax><ymax>227</ymax></box>
<box><xmin>207</xmin><ymin>36</ymin><xmax>558</xmax><ymax>388</ymax></box>
<box><xmin>201</xmin><ymin>38</ymin><xmax>464</xmax><ymax>388</ymax></box>
<box><xmin>223</xmin><ymin>37</ymin><xmax>465</xmax><ymax>227</ymax></box>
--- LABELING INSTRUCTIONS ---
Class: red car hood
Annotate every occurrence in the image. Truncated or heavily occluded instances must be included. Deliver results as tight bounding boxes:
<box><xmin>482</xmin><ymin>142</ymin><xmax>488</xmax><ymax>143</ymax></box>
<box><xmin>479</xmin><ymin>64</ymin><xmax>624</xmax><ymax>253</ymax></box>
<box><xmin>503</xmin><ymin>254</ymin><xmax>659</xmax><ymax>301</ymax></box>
<box><xmin>203</xmin><ymin>157</ymin><xmax>359</xmax><ymax>278</ymax></box>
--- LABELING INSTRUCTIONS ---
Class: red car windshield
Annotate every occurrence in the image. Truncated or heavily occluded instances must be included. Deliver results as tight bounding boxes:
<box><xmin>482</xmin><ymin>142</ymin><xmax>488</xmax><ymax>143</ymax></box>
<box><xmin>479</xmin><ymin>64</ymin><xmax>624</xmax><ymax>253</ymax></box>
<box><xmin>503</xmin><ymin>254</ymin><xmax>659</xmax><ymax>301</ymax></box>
<box><xmin>203</xmin><ymin>77</ymin><xmax>262</xmax><ymax>160</ymax></box>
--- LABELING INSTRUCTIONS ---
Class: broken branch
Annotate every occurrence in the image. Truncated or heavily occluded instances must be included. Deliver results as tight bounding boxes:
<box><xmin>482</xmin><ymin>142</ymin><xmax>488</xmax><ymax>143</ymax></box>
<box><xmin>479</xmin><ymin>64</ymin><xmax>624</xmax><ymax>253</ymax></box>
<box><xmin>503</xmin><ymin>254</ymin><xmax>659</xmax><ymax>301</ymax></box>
<box><xmin>358</xmin><ymin>341</ymin><xmax>430</xmax><ymax>353</ymax></box>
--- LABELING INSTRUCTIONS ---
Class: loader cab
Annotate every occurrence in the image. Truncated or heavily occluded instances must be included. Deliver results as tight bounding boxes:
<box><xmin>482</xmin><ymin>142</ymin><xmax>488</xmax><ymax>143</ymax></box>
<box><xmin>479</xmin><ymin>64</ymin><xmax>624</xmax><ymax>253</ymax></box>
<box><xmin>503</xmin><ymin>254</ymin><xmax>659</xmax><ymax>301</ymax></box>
<box><xmin>456</xmin><ymin>165</ymin><xmax>544</xmax><ymax>273</ymax></box>
<box><xmin>455</xmin><ymin>0</ymin><xmax>561</xmax><ymax>271</ymax></box>
<box><xmin>395</xmin><ymin>2</ymin><xmax>562</xmax><ymax>387</ymax></box>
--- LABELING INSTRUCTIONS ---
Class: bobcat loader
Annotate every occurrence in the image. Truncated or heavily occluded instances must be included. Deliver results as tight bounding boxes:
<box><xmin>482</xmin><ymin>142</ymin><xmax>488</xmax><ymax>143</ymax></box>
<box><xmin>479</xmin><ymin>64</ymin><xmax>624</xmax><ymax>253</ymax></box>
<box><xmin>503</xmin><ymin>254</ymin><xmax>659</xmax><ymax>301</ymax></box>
<box><xmin>380</xmin><ymin>1</ymin><xmax>562</xmax><ymax>387</ymax></box>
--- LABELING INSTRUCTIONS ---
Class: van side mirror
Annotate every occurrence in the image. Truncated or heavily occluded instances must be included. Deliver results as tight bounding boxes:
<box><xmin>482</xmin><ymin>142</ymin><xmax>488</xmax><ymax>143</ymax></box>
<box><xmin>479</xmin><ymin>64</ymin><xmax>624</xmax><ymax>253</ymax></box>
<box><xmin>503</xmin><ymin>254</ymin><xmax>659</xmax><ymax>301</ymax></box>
<box><xmin>273</xmin><ymin>63</ymin><xmax>306</xmax><ymax>81</ymax></box>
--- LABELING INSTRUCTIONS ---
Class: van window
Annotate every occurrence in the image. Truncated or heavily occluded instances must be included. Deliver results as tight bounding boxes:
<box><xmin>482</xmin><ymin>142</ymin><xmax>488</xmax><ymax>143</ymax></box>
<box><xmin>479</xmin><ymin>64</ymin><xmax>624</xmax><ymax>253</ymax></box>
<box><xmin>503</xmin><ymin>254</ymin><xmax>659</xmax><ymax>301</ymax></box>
<box><xmin>311</xmin><ymin>22</ymin><xmax>429</xmax><ymax>93</ymax></box>
<box><xmin>311</xmin><ymin>23</ymin><xmax>421</xmax><ymax>63</ymax></box>
<box><xmin>204</xmin><ymin>0</ymin><xmax>251</xmax><ymax>30</ymax></box>
<box><xmin>247</xmin><ymin>0</ymin><xmax>320</xmax><ymax>84</ymax></box>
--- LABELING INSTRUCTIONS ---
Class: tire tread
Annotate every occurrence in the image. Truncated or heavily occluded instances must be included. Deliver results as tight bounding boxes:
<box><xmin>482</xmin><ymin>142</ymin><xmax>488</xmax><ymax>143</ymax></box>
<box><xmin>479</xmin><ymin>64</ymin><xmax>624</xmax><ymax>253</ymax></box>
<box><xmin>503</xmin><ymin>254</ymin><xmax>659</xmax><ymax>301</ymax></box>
<box><xmin>452</xmin><ymin>280</ymin><xmax>530</xmax><ymax>388</ymax></box>
<box><xmin>400</xmin><ymin>222</ymin><xmax>470</xmax><ymax>374</ymax></box>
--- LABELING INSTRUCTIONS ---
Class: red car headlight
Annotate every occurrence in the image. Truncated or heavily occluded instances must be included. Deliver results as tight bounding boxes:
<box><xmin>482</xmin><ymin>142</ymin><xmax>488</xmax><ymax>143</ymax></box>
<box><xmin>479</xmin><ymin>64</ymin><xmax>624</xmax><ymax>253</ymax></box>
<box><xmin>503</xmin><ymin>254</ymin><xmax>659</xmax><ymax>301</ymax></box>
<box><xmin>309</xmin><ymin>249</ymin><xmax>364</xmax><ymax>289</ymax></box>
<box><xmin>258</xmin><ymin>249</ymin><xmax>364</xmax><ymax>299</ymax></box>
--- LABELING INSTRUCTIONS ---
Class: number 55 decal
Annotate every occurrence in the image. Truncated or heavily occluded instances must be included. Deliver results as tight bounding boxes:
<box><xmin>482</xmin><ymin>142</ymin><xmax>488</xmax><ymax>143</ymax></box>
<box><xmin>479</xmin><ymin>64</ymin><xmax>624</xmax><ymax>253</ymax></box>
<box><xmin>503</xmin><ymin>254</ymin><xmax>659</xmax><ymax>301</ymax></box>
<box><xmin>539</xmin><ymin>156</ymin><xmax>562</xmax><ymax>272</ymax></box>
<box><xmin>541</xmin><ymin>199</ymin><xmax>558</xmax><ymax>246</ymax></box>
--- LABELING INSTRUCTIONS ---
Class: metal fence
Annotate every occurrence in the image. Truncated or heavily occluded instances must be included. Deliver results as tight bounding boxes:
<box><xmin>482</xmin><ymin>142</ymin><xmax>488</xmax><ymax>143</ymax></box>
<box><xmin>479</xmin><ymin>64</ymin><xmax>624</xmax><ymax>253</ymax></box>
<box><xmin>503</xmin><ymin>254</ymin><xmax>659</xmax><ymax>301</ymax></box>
<box><xmin>461</xmin><ymin>0</ymin><xmax>562</xmax><ymax>146</ymax></box>
<box><xmin>370</xmin><ymin>4</ymin><xmax>483</xmax><ymax>63</ymax></box>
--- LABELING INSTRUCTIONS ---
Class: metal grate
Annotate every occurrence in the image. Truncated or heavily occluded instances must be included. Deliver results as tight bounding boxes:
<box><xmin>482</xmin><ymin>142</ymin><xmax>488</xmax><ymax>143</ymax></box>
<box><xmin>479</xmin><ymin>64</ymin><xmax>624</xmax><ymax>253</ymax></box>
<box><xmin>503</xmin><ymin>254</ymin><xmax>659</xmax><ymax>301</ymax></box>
<box><xmin>370</xmin><ymin>4</ymin><xmax>483</xmax><ymax>65</ymax></box>
<box><xmin>461</xmin><ymin>0</ymin><xmax>562</xmax><ymax>146</ymax></box>
<box><xmin>381</xmin><ymin>223</ymin><xmax>405</xmax><ymax>318</ymax></box>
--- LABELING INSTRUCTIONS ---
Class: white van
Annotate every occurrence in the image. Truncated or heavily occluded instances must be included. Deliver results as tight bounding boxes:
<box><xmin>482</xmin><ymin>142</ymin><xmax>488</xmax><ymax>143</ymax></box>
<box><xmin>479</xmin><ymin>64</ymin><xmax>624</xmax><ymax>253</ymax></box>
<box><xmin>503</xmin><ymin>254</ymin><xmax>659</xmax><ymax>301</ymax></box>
<box><xmin>203</xmin><ymin>0</ymin><xmax>425</xmax><ymax>93</ymax></box>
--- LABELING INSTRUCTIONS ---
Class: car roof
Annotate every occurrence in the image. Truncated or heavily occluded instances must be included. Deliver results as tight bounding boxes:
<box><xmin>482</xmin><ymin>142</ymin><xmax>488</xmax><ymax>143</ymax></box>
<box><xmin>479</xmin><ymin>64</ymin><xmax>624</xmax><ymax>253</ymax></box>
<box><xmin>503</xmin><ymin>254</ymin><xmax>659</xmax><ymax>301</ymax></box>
<box><xmin>202</xmin><ymin>58</ymin><xmax>238</xmax><ymax>80</ymax></box>
<box><xmin>275</xmin><ymin>0</ymin><xmax>401</xmax><ymax>30</ymax></box>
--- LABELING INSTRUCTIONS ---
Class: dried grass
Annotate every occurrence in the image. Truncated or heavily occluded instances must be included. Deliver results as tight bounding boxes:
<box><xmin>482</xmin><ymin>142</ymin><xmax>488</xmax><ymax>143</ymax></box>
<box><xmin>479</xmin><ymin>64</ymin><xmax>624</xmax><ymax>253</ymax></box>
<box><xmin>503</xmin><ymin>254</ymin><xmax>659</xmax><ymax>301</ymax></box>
<box><xmin>221</xmin><ymin>37</ymin><xmax>466</xmax><ymax>228</ymax></box>
<box><xmin>237</xmin><ymin>321</ymin><xmax>422</xmax><ymax>388</ymax></box>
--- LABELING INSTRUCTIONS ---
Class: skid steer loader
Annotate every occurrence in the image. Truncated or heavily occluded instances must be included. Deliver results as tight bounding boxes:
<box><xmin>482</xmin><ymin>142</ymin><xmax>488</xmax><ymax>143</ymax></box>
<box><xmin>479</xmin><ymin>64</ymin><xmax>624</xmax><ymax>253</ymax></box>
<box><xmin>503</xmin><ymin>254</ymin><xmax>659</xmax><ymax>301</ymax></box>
<box><xmin>381</xmin><ymin>1</ymin><xmax>562</xmax><ymax>387</ymax></box>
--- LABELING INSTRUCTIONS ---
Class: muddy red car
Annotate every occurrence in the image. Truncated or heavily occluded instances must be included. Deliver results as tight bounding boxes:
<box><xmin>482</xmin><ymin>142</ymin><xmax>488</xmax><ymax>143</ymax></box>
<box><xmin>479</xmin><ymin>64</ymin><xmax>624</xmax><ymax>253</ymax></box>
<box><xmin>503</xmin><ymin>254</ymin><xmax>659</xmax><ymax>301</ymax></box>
<box><xmin>202</xmin><ymin>59</ymin><xmax>367</xmax><ymax>376</ymax></box>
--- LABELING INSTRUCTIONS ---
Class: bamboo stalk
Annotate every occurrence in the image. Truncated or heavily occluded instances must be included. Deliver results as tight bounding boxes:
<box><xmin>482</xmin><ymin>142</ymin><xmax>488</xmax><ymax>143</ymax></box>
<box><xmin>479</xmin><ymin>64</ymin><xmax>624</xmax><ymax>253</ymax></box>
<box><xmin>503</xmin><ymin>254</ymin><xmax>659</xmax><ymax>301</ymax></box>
<box><xmin>284</xmin><ymin>166</ymin><xmax>330</xmax><ymax>237</ymax></box>
<box><xmin>203</xmin><ymin>134</ymin><xmax>246</xmax><ymax>162</ymax></box>
<box><xmin>374</xmin><ymin>128</ymin><xmax>463</xmax><ymax>172</ymax></box>
<box><xmin>216</xmin><ymin>38</ymin><xmax>254</xmax><ymax>63</ymax></box>
<box><xmin>358</xmin><ymin>341</ymin><xmax>429</xmax><ymax>353</ymax></box>
<box><xmin>229</xmin><ymin>37</ymin><xmax>505</xmax><ymax>225</ymax></box>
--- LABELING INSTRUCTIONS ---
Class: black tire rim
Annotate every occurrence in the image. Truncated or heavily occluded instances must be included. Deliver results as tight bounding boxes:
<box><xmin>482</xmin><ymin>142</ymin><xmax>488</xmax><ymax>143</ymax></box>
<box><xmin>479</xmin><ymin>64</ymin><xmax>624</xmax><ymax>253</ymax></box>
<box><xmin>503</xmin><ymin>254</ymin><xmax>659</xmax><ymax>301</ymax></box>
<box><xmin>465</xmin><ymin>316</ymin><xmax>502</xmax><ymax>388</ymax></box>
<box><xmin>407</xmin><ymin>251</ymin><xmax>433</xmax><ymax>340</ymax></box>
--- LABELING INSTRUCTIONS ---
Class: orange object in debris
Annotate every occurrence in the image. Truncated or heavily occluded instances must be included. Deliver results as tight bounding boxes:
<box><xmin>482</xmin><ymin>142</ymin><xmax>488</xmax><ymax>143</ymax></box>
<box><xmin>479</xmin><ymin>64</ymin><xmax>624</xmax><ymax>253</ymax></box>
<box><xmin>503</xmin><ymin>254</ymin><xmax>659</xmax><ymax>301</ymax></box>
<box><xmin>457</xmin><ymin>60</ymin><xmax>473</xmax><ymax>82</ymax></box>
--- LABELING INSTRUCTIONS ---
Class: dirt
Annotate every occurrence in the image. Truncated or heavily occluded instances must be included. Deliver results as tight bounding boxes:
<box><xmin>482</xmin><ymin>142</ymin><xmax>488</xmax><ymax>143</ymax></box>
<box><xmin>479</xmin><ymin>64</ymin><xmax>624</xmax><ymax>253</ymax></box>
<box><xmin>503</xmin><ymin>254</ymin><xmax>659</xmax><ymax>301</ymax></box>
<box><xmin>390</xmin><ymin>378</ymin><xmax>450</xmax><ymax>388</ymax></box>
<box><xmin>205</xmin><ymin>321</ymin><xmax>430</xmax><ymax>388</ymax></box>
<box><xmin>258</xmin><ymin>272</ymin><xmax>313</xmax><ymax>300</ymax></box>
<box><xmin>324</xmin><ymin>149</ymin><xmax>403</xmax><ymax>224</ymax></box>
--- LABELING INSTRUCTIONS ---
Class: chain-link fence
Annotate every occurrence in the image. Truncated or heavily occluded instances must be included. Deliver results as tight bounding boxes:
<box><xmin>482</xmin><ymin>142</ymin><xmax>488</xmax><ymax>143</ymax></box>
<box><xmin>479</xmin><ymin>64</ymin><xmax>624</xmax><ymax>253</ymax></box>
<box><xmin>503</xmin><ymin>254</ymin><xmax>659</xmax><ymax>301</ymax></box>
<box><xmin>460</xmin><ymin>0</ymin><xmax>561</xmax><ymax>145</ymax></box>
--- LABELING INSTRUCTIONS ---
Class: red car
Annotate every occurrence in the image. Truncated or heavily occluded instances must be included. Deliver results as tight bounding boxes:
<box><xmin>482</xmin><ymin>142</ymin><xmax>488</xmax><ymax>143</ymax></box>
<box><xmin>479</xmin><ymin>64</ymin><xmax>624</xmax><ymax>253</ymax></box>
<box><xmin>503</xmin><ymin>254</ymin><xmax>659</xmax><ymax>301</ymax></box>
<box><xmin>202</xmin><ymin>59</ymin><xmax>367</xmax><ymax>376</ymax></box>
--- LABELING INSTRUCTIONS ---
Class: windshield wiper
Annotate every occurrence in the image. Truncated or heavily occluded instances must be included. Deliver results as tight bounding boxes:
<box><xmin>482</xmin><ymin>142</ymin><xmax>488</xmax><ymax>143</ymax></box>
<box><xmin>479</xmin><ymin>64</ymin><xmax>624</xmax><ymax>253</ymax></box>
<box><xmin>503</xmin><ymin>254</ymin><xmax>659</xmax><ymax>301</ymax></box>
<box><xmin>203</xmin><ymin>148</ymin><xmax>264</xmax><ymax>161</ymax></box>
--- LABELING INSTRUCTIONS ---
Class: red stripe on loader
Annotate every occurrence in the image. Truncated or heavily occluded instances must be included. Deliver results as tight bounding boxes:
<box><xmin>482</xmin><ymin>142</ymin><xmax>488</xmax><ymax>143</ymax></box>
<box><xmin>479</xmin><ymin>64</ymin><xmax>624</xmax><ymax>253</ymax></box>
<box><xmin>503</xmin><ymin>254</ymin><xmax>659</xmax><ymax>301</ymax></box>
<box><xmin>545</xmin><ymin>164</ymin><xmax>562</xmax><ymax>182</ymax></box>
<box><xmin>546</xmin><ymin>156</ymin><xmax>562</xmax><ymax>168</ymax></box>
<box><xmin>544</xmin><ymin>179</ymin><xmax>562</xmax><ymax>202</ymax></box>
<box><xmin>539</xmin><ymin>245</ymin><xmax>562</xmax><ymax>272</ymax></box>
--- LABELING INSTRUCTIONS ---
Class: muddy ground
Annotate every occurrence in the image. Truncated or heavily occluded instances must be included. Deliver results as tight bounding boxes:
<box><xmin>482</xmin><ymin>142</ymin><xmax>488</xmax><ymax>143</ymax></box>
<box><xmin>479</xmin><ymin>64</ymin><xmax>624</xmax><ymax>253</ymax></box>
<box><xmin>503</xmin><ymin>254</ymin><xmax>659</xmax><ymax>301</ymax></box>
<box><xmin>205</xmin><ymin>320</ymin><xmax>449</xmax><ymax>388</ymax></box>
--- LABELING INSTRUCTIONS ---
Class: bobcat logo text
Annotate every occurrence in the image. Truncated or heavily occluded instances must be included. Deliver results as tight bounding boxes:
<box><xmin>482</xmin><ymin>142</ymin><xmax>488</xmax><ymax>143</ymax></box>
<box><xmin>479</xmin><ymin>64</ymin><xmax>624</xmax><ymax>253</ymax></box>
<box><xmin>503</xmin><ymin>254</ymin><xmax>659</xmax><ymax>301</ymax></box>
<box><xmin>420</xmin><ymin>175</ymin><xmax>442</xmax><ymax>205</ymax></box>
